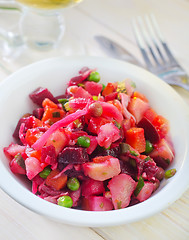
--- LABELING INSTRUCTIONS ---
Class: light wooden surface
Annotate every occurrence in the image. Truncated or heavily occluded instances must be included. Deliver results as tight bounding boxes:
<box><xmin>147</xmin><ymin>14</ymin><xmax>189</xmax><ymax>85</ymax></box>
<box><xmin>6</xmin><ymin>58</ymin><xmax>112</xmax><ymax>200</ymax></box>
<box><xmin>0</xmin><ymin>0</ymin><xmax>189</xmax><ymax>239</ymax></box>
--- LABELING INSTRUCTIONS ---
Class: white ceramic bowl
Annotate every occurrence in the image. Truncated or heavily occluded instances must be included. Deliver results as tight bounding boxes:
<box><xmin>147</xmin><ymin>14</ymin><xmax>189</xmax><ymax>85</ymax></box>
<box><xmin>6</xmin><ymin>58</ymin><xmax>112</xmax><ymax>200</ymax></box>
<box><xmin>0</xmin><ymin>56</ymin><xmax>189</xmax><ymax>227</ymax></box>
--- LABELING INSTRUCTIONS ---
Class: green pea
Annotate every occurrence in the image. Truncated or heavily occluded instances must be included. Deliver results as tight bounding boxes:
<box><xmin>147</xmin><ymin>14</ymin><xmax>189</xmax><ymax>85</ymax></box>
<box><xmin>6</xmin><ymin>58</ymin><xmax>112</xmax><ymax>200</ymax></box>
<box><xmin>165</xmin><ymin>168</ymin><xmax>176</xmax><ymax>179</ymax></box>
<box><xmin>77</xmin><ymin>136</ymin><xmax>90</xmax><ymax>148</ymax></box>
<box><xmin>58</xmin><ymin>196</ymin><xmax>73</xmax><ymax>208</ymax></box>
<box><xmin>88</xmin><ymin>71</ymin><xmax>100</xmax><ymax>82</ymax></box>
<box><xmin>67</xmin><ymin>177</ymin><xmax>80</xmax><ymax>191</ymax></box>
<box><xmin>145</xmin><ymin>140</ymin><xmax>154</xmax><ymax>154</ymax></box>
<box><xmin>39</xmin><ymin>166</ymin><xmax>51</xmax><ymax>179</ymax></box>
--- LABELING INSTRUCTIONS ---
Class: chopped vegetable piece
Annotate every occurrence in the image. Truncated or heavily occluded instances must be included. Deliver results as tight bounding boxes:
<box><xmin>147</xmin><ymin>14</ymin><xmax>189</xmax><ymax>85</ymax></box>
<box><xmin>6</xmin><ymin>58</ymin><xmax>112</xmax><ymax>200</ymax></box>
<box><xmin>45</xmin><ymin>169</ymin><xmax>67</xmax><ymax>190</ymax></box>
<box><xmin>164</xmin><ymin>169</ymin><xmax>176</xmax><ymax>179</ymax></box>
<box><xmin>88</xmin><ymin>71</ymin><xmax>100</xmax><ymax>82</ymax></box>
<box><xmin>67</xmin><ymin>177</ymin><xmax>80</xmax><ymax>191</ymax></box>
<box><xmin>125</xmin><ymin>127</ymin><xmax>146</xmax><ymax>153</ymax></box>
<box><xmin>134</xmin><ymin>176</ymin><xmax>144</xmax><ymax>196</ymax></box>
<box><xmin>39</xmin><ymin>166</ymin><xmax>52</xmax><ymax>179</ymax></box>
<box><xmin>89</xmin><ymin>102</ymin><xmax>103</xmax><ymax>117</ymax></box>
<box><xmin>58</xmin><ymin>196</ymin><xmax>73</xmax><ymax>208</ymax></box>
<box><xmin>77</xmin><ymin>136</ymin><xmax>91</xmax><ymax>148</ymax></box>
<box><xmin>32</xmin><ymin>106</ymin><xmax>90</xmax><ymax>150</ymax></box>
<box><xmin>145</xmin><ymin>140</ymin><xmax>154</xmax><ymax>154</ymax></box>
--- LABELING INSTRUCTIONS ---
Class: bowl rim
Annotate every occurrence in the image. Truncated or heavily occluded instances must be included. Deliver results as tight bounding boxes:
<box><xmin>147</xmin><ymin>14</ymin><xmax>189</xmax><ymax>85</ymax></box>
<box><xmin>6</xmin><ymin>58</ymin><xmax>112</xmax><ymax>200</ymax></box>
<box><xmin>0</xmin><ymin>56</ymin><xmax>189</xmax><ymax>227</ymax></box>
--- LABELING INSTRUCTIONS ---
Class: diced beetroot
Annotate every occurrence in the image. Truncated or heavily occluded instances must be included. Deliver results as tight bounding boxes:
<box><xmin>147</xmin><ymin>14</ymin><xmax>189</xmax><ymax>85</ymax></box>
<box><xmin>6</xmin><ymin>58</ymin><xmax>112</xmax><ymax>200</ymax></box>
<box><xmin>81</xmin><ymin>179</ymin><xmax>105</xmax><ymax>197</ymax></box>
<box><xmin>119</xmin><ymin>160</ymin><xmax>137</xmax><ymax>179</ymax></box>
<box><xmin>69</xmin><ymin>187</ymin><xmax>81</xmax><ymax>207</ymax></box>
<box><xmin>68</xmin><ymin>68</ymin><xmax>93</xmax><ymax>86</ymax></box>
<box><xmin>62</xmin><ymin>165</ymin><xmax>86</xmax><ymax>180</ymax></box>
<box><xmin>46</xmin><ymin>129</ymin><xmax>68</xmax><ymax>155</ymax></box>
<box><xmin>137</xmin><ymin>117</ymin><xmax>160</xmax><ymax>144</ymax></box>
<box><xmin>94</xmin><ymin>146</ymin><xmax>120</xmax><ymax>159</ymax></box>
<box><xmin>82</xmin><ymin>196</ymin><xmax>113</xmax><ymax>211</ymax></box>
<box><xmin>136</xmin><ymin>182</ymin><xmax>154</xmax><ymax>202</ymax></box>
<box><xmin>58</xmin><ymin>147</ymin><xmax>89</xmax><ymax>165</ymax></box>
<box><xmin>13</xmin><ymin>115</ymin><xmax>47</xmax><ymax>142</ymax></box>
<box><xmin>86</xmin><ymin>136</ymin><xmax>98</xmax><ymax>155</ymax></box>
<box><xmin>41</xmin><ymin>145</ymin><xmax>56</xmax><ymax>167</ymax></box>
<box><xmin>25</xmin><ymin>157</ymin><xmax>43</xmax><ymax>180</ymax></box>
<box><xmin>88</xmin><ymin>117</ymin><xmax>112</xmax><ymax>135</ymax></box>
<box><xmin>4</xmin><ymin>143</ymin><xmax>26</xmax><ymax>158</ymax></box>
<box><xmin>150</xmin><ymin>138</ymin><xmax>174</xmax><ymax>168</ymax></box>
<box><xmin>143</xmin><ymin>158</ymin><xmax>158</xmax><ymax>180</ymax></box>
<box><xmin>83</xmin><ymin>156</ymin><xmax>121</xmax><ymax>181</ymax></box>
<box><xmin>125</xmin><ymin>127</ymin><xmax>146</xmax><ymax>153</ymax></box>
<box><xmin>128</xmin><ymin>97</ymin><xmax>150</xmax><ymax>123</ymax></box>
<box><xmin>97</xmin><ymin>122</ymin><xmax>120</xmax><ymax>149</ymax></box>
<box><xmin>9</xmin><ymin>154</ymin><xmax>26</xmax><ymax>175</ymax></box>
<box><xmin>13</xmin><ymin>115</ymin><xmax>32</xmax><ymax>140</ymax></box>
<box><xmin>108</xmin><ymin>173</ymin><xmax>137</xmax><ymax>209</ymax></box>
<box><xmin>33</xmin><ymin>108</ymin><xmax>44</xmax><ymax>120</ymax></box>
<box><xmin>29</xmin><ymin>87</ymin><xmax>58</xmax><ymax>106</ymax></box>
<box><xmin>84</xmin><ymin>81</ymin><xmax>103</xmax><ymax>96</ymax></box>
<box><xmin>100</xmin><ymin>101</ymin><xmax>123</xmax><ymax>124</ymax></box>
<box><xmin>32</xmin><ymin>175</ymin><xmax>44</xmax><ymax>194</ymax></box>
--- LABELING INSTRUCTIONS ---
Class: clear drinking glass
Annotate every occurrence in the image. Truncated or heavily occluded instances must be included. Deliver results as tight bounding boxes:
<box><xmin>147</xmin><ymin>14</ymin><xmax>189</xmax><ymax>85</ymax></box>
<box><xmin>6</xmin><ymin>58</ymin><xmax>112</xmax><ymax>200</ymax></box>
<box><xmin>0</xmin><ymin>0</ymin><xmax>85</xmax><ymax>72</ymax></box>
<box><xmin>16</xmin><ymin>0</ymin><xmax>83</xmax><ymax>51</ymax></box>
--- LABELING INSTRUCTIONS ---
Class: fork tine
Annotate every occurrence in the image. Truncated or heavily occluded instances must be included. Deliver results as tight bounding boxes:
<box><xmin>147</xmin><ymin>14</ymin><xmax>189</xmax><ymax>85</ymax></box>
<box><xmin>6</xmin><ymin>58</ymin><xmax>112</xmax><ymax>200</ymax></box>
<box><xmin>144</xmin><ymin>15</ymin><xmax>166</xmax><ymax>63</ymax></box>
<box><xmin>132</xmin><ymin>18</ymin><xmax>153</xmax><ymax>69</ymax></box>
<box><xmin>149</xmin><ymin>14</ymin><xmax>177</xmax><ymax>64</ymax></box>
<box><xmin>137</xmin><ymin>16</ymin><xmax>161</xmax><ymax>66</ymax></box>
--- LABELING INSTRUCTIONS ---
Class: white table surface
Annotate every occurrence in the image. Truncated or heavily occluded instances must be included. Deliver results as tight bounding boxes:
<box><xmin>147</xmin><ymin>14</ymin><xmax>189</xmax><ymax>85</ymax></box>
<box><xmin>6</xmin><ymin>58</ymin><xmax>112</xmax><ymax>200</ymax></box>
<box><xmin>0</xmin><ymin>0</ymin><xmax>189</xmax><ymax>239</ymax></box>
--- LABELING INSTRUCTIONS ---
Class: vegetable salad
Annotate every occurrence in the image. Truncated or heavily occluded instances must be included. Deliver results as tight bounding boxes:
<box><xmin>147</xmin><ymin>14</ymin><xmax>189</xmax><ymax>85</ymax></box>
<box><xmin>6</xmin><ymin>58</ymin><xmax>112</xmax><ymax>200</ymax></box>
<box><xmin>4</xmin><ymin>67</ymin><xmax>175</xmax><ymax>211</ymax></box>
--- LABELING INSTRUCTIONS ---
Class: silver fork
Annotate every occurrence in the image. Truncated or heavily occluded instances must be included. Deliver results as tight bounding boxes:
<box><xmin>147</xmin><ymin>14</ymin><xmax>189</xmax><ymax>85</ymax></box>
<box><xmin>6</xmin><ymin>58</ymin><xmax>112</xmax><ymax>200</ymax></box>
<box><xmin>132</xmin><ymin>14</ymin><xmax>189</xmax><ymax>91</ymax></box>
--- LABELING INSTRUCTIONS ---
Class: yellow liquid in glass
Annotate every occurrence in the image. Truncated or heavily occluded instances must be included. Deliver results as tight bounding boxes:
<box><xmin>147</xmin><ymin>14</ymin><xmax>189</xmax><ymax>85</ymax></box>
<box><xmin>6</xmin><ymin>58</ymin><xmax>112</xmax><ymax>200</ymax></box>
<box><xmin>16</xmin><ymin>0</ymin><xmax>83</xmax><ymax>10</ymax></box>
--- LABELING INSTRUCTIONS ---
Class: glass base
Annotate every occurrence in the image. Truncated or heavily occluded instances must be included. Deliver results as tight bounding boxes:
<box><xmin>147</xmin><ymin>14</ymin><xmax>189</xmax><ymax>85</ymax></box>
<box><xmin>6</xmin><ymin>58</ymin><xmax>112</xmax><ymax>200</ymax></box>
<box><xmin>1</xmin><ymin>29</ymin><xmax>86</xmax><ymax>72</ymax></box>
<box><xmin>20</xmin><ymin>8</ymin><xmax>65</xmax><ymax>51</ymax></box>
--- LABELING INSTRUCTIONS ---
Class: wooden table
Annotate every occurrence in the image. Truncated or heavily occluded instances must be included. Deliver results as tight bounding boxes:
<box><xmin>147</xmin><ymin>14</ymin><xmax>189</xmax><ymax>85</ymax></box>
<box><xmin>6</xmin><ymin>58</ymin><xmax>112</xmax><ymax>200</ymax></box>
<box><xmin>0</xmin><ymin>0</ymin><xmax>189</xmax><ymax>239</ymax></box>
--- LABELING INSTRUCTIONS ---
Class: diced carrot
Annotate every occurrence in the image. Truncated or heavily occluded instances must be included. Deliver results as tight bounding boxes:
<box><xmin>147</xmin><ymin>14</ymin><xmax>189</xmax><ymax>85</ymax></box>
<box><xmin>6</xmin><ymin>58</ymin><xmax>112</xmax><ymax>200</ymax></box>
<box><xmin>30</xmin><ymin>149</ymin><xmax>41</xmax><ymax>160</ymax></box>
<box><xmin>102</xmin><ymin>83</ymin><xmax>117</xmax><ymax>96</ymax></box>
<box><xmin>25</xmin><ymin>128</ymin><xmax>43</xmax><ymax>146</ymax></box>
<box><xmin>45</xmin><ymin>169</ymin><xmax>67</xmax><ymax>191</ymax></box>
<box><xmin>125</xmin><ymin>127</ymin><xmax>146</xmax><ymax>153</ymax></box>
<box><xmin>152</xmin><ymin>115</ymin><xmax>169</xmax><ymax>138</ymax></box>
<box><xmin>42</xmin><ymin>107</ymin><xmax>65</xmax><ymax>124</ymax></box>
<box><xmin>42</xmin><ymin>98</ymin><xmax>58</xmax><ymax>108</ymax></box>
<box><xmin>93</xmin><ymin>156</ymin><xmax>111</xmax><ymax>163</ymax></box>
<box><xmin>132</xmin><ymin>91</ymin><xmax>149</xmax><ymax>102</ymax></box>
